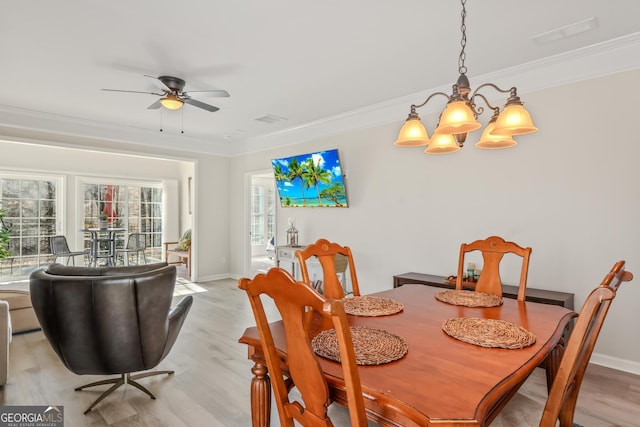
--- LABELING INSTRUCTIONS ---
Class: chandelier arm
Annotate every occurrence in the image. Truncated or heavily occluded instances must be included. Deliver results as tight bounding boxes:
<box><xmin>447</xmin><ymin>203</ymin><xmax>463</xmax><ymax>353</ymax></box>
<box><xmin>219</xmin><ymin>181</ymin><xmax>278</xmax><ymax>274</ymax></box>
<box><xmin>469</xmin><ymin>93</ymin><xmax>499</xmax><ymax>117</ymax></box>
<box><xmin>413</xmin><ymin>92</ymin><xmax>450</xmax><ymax>110</ymax></box>
<box><xmin>470</xmin><ymin>82</ymin><xmax>515</xmax><ymax>99</ymax></box>
<box><xmin>469</xmin><ymin>83</ymin><xmax>518</xmax><ymax>117</ymax></box>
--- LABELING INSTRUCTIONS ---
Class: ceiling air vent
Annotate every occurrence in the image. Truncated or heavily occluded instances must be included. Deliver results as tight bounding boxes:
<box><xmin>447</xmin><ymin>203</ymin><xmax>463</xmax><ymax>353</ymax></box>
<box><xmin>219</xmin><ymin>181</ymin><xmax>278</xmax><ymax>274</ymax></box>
<box><xmin>254</xmin><ymin>114</ymin><xmax>288</xmax><ymax>124</ymax></box>
<box><xmin>531</xmin><ymin>18</ymin><xmax>597</xmax><ymax>44</ymax></box>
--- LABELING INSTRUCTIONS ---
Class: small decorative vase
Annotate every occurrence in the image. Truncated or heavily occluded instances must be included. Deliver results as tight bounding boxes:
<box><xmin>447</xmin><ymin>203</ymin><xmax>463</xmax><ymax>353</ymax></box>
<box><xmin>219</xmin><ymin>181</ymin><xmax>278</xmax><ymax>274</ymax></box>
<box><xmin>99</xmin><ymin>220</ymin><xmax>108</xmax><ymax>229</ymax></box>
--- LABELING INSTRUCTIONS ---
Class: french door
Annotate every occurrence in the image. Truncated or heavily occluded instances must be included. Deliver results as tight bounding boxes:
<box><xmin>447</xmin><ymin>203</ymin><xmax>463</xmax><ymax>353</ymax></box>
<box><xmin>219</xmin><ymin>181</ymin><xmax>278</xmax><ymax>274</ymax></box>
<box><xmin>249</xmin><ymin>172</ymin><xmax>276</xmax><ymax>276</ymax></box>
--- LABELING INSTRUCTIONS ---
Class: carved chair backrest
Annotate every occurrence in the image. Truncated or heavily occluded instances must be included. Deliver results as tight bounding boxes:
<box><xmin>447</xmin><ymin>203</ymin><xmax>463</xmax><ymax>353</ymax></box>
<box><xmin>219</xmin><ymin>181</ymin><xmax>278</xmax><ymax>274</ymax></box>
<box><xmin>456</xmin><ymin>235</ymin><xmax>532</xmax><ymax>300</ymax></box>
<box><xmin>296</xmin><ymin>239</ymin><xmax>360</xmax><ymax>299</ymax></box>
<box><xmin>238</xmin><ymin>268</ymin><xmax>367</xmax><ymax>427</ymax></box>
<box><xmin>540</xmin><ymin>260</ymin><xmax>632</xmax><ymax>426</ymax></box>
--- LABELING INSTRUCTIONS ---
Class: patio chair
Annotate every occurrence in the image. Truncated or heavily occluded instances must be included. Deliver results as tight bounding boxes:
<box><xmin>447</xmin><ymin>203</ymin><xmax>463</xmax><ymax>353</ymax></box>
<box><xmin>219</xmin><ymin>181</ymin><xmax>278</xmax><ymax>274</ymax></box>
<box><xmin>118</xmin><ymin>232</ymin><xmax>147</xmax><ymax>265</ymax></box>
<box><xmin>164</xmin><ymin>229</ymin><xmax>191</xmax><ymax>276</ymax></box>
<box><xmin>50</xmin><ymin>235</ymin><xmax>90</xmax><ymax>266</ymax></box>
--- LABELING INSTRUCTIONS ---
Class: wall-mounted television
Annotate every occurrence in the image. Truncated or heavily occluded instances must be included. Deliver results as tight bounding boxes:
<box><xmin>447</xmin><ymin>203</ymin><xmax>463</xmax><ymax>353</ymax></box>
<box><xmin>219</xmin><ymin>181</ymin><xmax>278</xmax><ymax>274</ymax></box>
<box><xmin>271</xmin><ymin>148</ymin><xmax>348</xmax><ymax>207</ymax></box>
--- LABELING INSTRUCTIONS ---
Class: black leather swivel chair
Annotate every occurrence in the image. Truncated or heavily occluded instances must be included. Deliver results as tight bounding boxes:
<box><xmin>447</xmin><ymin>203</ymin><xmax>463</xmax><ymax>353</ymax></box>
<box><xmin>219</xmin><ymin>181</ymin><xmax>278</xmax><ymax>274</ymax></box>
<box><xmin>29</xmin><ymin>262</ymin><xmax>193</xmax><ymax>414</ymax></box>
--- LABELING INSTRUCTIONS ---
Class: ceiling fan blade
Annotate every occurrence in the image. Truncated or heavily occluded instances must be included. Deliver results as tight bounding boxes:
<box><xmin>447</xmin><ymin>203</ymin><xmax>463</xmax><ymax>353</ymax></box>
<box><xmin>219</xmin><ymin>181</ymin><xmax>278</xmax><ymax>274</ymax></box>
<box><xmin>184</xmin><ymin>98</ymin><xmax>220</xmax><ymax>112</ymax></box>
<box><xmin>144</xmin><ymin>74</ymin><xmax>172</xmax><ymax>92</ymax></box>
<box><xmin>184</xmin><ymin>89</ymin><xmax>230</xmax><ymax>98</ymax></box>
<box><xmin>147</xmin><ymin>100</ymin><xmax>161</xmax><ymax>110</ymax></box>
<box><xmin>101</xmin><ymin>88</ymin><xmax>163</xmax><ymax>96</ymax></box>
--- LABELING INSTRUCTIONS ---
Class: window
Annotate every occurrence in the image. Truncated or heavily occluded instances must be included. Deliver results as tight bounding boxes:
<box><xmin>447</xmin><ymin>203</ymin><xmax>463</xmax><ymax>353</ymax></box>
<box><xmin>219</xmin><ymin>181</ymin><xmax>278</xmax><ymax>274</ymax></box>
<box><xmin>0</xmin><ymin>175</ymin><xmax>61</xmax><ymax>276</ymax></box>
<box><xmin>82</xmin><ymin>182</ymin><xmax>163</xmax><ymax>261</ymax></box>
<box><xmin>250</xmin><ymin>181</ymin><xmax>276</xmax><ymax>249</ymax></box>
<box><xmin>251</xmin><ymin>185</ymin><xmax>265</xmax><ymax>245</ymax></box>
<box><xmin>266</xmin><ymin>186</ymin><xmax>275</xmax><ymax>242</ymax></box>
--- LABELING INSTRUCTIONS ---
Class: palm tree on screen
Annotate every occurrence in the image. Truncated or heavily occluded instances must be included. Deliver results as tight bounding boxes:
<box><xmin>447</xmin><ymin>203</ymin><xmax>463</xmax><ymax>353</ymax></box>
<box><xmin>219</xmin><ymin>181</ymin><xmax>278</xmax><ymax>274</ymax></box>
<box><xmin>273</xmin><ymin>164</ymin><xmax>287</xmax><ymax>186</ymax></box>
<box><xmin>319</xmin><ymin>182</ymin><xmax>346</xmax><ymax>207</ymax></box>
<box><xmin>287</xmin><ymin>158</ymin><xmax>307</xmax><ymax>206</ymax></box>
<box><xmin>302</xmin><ymin>158</ymin><xmax>333</xmax><ymax>206</ymax></box>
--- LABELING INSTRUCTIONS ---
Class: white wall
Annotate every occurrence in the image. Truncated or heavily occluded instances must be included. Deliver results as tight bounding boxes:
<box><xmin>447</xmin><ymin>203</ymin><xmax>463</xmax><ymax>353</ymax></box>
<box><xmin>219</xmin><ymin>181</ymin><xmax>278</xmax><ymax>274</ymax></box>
<box><xmin>194</xmin><ymin>154</ymin><xmax>230</xmax><ymax>280</ymax></box>
<box><xmin>229</xmin><ymin>69</ymin><xmax>640</xmax><ymax>373</ymax></box>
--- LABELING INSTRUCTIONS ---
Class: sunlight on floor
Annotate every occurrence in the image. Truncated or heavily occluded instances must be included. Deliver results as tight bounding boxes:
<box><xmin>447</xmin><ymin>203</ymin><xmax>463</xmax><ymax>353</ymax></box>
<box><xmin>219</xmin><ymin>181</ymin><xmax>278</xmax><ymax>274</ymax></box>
<box><xmin>174</xmin><ymin>277</ymin><xmax>208</xmax><ymax>295</ymax></box>
<box><xmin>1</xmin><ymin>278</ymin><xmax>207</xmax><ymax>297</ymax></box>
<box><xmin>0</xmin><ymin>279</ymin><xmax>28</xmax><ymax>290</ymax></box>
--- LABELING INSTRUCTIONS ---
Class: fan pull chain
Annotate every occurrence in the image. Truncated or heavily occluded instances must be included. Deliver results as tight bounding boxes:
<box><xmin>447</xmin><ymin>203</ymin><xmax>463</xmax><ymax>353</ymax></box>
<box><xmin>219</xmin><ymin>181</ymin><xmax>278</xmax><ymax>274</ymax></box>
<box><xmin>160</xmin><ymin>109</ymin><xmax>164</xmax><ymax>132</ymax></box>
<box><xmin>181</xmin><ymin>109</ymin><xmax>184</xmax><ymax>134</ymax></box>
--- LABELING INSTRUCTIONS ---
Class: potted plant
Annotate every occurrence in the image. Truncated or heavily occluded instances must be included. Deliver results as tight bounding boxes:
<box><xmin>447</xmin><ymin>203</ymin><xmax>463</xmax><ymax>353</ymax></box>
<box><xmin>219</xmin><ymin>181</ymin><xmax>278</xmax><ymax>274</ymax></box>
<box><xmin>99</xmin><ymin>213</ymin><xmax>108</xmax><ymax>229</ymax></box>
<box><xmin>0</xmin><ymin>207</ymin><xmax>12</xmax><ymax>260</ymax></box>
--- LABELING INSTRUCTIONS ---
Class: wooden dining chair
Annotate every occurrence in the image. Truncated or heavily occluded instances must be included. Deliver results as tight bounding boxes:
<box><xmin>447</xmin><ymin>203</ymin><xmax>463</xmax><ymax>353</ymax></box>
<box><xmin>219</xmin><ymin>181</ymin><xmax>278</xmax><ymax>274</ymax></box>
<box><xmin>493</xmin><ymin>260</ymin><xmax>633</xmax><ymax>427</ymax></box>
<box><xmin>295</xmin><ymin>238</ymin><xmax>361</xmax><ymax>300</ymax></box>
<box><xmin>539</xmin><ymin>260</ymin><xmax>633</xmax><ymax>426</ymax></box>
<box><xmin>238</xmin><ymin>268</ymin><xmax>368</xmax><ymax>427</ymax></box>
<box><xmin>456</xmin><ymin>235</ymin><xmax>532</xmax><ymax>300</ymax></box>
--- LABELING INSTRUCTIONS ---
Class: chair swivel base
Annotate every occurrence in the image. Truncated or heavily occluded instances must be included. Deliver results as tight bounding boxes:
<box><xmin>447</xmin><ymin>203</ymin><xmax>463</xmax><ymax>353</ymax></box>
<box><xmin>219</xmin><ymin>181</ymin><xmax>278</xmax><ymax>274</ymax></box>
<box><xmin>75</xmin><ymin>370</ymin><xmax>174</xmax><ymax>414</ymax></box>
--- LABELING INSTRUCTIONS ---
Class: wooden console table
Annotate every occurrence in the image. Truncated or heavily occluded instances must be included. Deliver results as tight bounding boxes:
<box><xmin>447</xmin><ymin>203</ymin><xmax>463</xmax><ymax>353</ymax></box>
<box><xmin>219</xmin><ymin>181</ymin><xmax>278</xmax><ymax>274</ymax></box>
<box><xmin>393</xmin><ymin>272</ymin><xmax>574</xmax><ymax>310</ymax></box>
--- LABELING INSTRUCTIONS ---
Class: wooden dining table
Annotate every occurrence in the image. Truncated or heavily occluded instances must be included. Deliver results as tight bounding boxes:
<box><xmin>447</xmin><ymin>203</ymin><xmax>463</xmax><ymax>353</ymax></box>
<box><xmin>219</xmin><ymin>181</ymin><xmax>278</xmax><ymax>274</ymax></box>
<box><xmin>239</xmin><ymin>284</ymin><xmax>576</xmax><ymax>427</ymax></box>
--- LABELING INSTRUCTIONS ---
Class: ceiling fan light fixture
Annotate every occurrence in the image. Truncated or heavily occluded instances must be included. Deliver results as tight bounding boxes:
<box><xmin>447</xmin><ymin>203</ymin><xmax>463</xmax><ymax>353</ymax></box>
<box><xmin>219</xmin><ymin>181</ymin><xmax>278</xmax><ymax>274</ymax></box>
<box><xmin>160</xmin><ymin>94</ymin><xmax>184</xmax><ymax>110</ymax></box>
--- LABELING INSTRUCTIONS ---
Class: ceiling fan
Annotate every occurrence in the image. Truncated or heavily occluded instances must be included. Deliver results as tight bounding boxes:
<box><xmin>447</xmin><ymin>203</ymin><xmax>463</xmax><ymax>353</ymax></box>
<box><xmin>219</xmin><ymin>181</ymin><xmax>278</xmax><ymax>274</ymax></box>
<box><xmin>102</xmin><ymin>75</ymin><xmax>229</xmax><ymax>112</ymax></box>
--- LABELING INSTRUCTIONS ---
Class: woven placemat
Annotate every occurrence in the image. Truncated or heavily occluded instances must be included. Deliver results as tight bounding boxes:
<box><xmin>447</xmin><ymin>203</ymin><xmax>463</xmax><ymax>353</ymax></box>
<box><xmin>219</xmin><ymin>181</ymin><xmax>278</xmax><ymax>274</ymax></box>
<box><xmin>341</xmin><ymin>295</ymin><xmax>404</xmax><ymax>316</ymax></box>
<box><xmin>435</xmin><ymin>289</ymin><xmax>503</xmax><ymax>308</ymax></box>
<box><xmin>312</xmin><ymin>326</ymin><xmax>408</xmax><ymax>365</ymax></box>
<box><xmin>442</xmin><ymin>317</ymin><xmax>536</xmax><ymax>349</ymax></box>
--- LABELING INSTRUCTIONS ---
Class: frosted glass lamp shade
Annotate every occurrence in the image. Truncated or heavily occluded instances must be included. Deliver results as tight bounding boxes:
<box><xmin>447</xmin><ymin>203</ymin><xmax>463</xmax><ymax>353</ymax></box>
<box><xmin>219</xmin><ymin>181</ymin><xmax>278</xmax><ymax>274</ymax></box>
<box><xmin>424</xmin><ymin>133</ymin><xmax>460</xmax><ymax>154</ymax></box>
<box><xmin>394</xmin><ymin>117</ymin><xmax>430</xmax><ymax>147</ymax></box>
<box><xmin>475</xmin><ymin>121</ymin><xmax>517</xmax><ymax>149</ymax></box>
<box><xmin>492</xmin><ymin>103</ymin><xmax>537</xmax><ymax>135</ymax></box>
<box><xmin>160</xmin><ymin>94</ymin><xmax>184</xmax><ymax>110</ymax></box>
<box><xmin>435</xmin><ymin>100</ymin><xmax>481</xmax><ymax>134</ymax></box>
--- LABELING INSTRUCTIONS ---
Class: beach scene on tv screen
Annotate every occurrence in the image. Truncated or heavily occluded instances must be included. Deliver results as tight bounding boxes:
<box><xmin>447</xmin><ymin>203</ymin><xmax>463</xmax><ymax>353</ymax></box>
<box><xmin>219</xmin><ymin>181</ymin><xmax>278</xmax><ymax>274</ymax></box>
<box><xmin>272</xmin><ymin>149</ymin><xmax>348</xmax><ymax>207</ymax></box>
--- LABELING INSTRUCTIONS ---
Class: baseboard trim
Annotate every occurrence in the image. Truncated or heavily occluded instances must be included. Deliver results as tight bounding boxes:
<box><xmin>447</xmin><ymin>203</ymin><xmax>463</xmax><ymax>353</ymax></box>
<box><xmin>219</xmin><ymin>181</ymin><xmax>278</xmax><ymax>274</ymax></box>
<box><xmin>590</xmin><ymin>352</ymin><xmax>640</xmax><ymax>376</ymax></box>
<box><xmin>196</xmin><ymin>273</ymin><xmax>234</xmax><ymax>282</ymax></box>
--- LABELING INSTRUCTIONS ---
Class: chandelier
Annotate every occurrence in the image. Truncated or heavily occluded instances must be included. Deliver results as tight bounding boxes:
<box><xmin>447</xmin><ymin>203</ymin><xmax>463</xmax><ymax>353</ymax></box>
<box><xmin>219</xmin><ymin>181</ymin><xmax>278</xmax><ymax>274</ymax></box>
<box><xmin>394</xmin><ymin>0</ymin><xmax>538</xmax><ymax>154</ymax></box>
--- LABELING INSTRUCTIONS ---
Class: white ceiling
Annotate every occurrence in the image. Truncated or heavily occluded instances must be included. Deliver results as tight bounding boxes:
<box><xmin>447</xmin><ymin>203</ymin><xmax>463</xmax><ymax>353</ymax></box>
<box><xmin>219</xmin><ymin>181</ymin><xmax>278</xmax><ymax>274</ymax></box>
<box><xmin>2</xmin><ymin>0</ymin><xmax>640</xmax><ymax>156</ymax></box>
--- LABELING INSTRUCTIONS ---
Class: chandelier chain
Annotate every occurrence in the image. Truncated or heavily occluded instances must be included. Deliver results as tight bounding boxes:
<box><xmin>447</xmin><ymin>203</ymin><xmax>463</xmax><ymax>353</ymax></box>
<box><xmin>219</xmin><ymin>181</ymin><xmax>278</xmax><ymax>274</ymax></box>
<box><xmin>458</xmin><ymin>0</ymin><xmax>467</xmax><ymax>75</ymax></box>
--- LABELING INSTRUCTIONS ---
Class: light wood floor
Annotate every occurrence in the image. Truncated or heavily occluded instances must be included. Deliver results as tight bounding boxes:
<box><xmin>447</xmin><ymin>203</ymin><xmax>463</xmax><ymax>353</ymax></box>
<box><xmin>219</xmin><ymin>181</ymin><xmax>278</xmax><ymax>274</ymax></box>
<box><xmin>1</xmin><ymin>277</ymin><xmax>639</xmax><ymax>426</ymax></box>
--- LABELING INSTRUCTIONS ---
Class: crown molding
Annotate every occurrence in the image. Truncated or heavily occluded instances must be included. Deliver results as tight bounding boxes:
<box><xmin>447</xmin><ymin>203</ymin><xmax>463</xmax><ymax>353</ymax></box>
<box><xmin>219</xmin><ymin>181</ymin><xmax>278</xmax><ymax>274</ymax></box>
<box><xmin>0</xmin><ymin>105</ymin><xmax>234</xmax><ymax>156</ymax></box>
<box><xmin>2</xmin><ymin>32</ymin><xmax>640</xmax><ymax>157</ymax></box>
<box><xmin>231</xmin><ymin>32</ymin><xmax>640</xmax><ymax>156</ymax></box>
